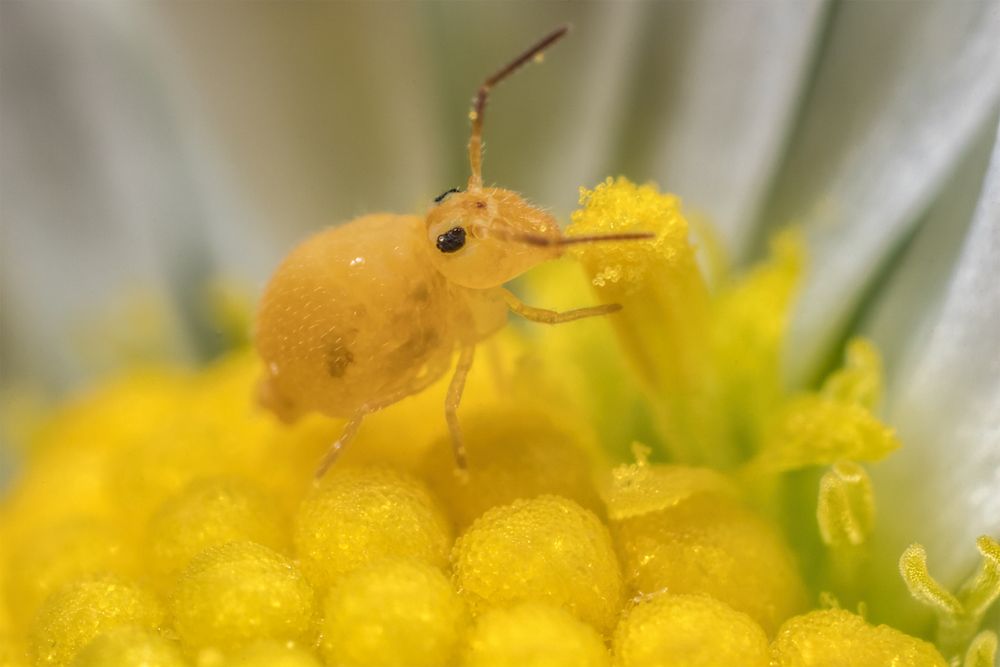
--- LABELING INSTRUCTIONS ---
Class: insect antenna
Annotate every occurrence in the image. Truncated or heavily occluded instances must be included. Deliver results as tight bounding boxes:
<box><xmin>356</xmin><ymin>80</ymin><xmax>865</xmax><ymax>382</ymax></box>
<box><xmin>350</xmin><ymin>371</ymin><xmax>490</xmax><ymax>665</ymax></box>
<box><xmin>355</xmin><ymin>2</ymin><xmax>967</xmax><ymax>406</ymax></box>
<box><xmin>510</xmin><ymin>230</ymin><xmax>656</xmax><ymax>247</ymax></box>
<box><xmin>467</xmin><ymin>25</ymin><xmax>570</xmax><ymax>191</ymax></box>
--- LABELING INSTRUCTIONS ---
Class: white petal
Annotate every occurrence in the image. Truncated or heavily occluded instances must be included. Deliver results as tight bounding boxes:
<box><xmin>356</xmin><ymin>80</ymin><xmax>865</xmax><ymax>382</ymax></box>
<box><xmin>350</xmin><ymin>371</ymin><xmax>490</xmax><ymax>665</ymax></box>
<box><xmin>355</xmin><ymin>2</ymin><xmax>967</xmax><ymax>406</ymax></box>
<box><xmin>642</xmin><ymin>1</ymin><xmax>827</xmax><ymax>257</ymax></box>
<box><xmin>867</xmin><ymin>117</ymin><xmax>1000</xmax><ymax>608</ymax></box>
<box><xmin>767</xmin><ymin>2</ymin><xmax>1000</xmax><ymax>384</ymax></box>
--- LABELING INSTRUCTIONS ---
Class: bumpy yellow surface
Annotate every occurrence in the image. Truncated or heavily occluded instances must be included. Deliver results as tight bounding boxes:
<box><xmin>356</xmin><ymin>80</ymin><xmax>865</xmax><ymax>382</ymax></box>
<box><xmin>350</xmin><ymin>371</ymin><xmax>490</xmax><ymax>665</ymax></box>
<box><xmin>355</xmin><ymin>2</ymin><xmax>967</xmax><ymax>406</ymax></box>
<box><xmin>293</xmin><ymin>467</ymin><xmax>452</xmax><ymax>589</ymax></box>
<box><xmin>30</xmin><ymin>576</ymin><xmax>164</xmax><ymax>667</ymax></box>
<box><xmin>462</xmin><ymin>602</ymin><xmax>610</xmax><ymax>667</ymax></box>
<box><xmin>0</xmin><ymin>637</ymin><xmax>28</xmax><ymax>667</ymax></box>
<box><xmin>145</xmin><ymin>477</ymin><xmax>289</xmax><ymax>589</ymax></box>
<box><xmin>420</xmin><ymin>404</ymin><xmax>604</xmax><ymax>529</ymax></box>
<box><xmin>319</xmin><ymin>559</ymin><xmax>466</xmax><ymax>667</ymax></box>
<box><xmin>170</xmin><ymin>541</ymin><xmax>315</xmax><ymax>652</ymax></box>
<box><xmin>452</xmin><ymin>495</ymin><xmax>623</xmax><ymax>632</ymax></box>
<box><xmin>612</xmin><ymin>492</ymin><xmax>806</xmax><ymax>635</ymax></box>
<box><xmin>770</xmin><ymin>609</ymin><xmax>948</xmax><ymax>666</ymax></box>
<box><xmin>223</xmin><ymin>641</ymin><xmax>322</xmax><ymax>667</ymax></box>
<box><xmin>1</xmin><ymin>176</ymin><xmax>982</xmax><ymax>666</ymax></box>
<box><xmin>613</xmin><ymin>593</ymin><xmax>769</xmax><ymax>667</ymax></box>
<box><xmin>6</xmin><ymin>519</ymin><xmax>136</xmax><ymax>628</ymax></box>
<box><xmin>71</xmin><ymin>626</ymin><xmax>187</xmax><ymax>667</ymax></box>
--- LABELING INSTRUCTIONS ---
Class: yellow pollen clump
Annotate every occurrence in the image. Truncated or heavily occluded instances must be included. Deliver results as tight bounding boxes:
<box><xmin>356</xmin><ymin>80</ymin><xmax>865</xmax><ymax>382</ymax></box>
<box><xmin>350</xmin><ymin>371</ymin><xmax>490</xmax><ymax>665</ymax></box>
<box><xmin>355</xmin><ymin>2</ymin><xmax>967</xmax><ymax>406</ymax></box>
<box><xmin>145</xmin><ymin>477</ymin><xmax>289</xmax><ymax>590</ymax></box>
<box><xmin>292</xmin><ymin>467</ymin><xmax>452</xmax><ymax>589</ymax></box>
<box><xmin>754</xmin><ymin>339</ymin><xmax>898</xmax><ymax>471</ymax></box>
<box><xmin>71</xmin><ymin>626</ymin><xmax>188</xmax><ymax>667</ymax></box>
<box><xmin>770</xmin><ymin>608</ymin><xmax>948</xmax><ymax>666</ymax></box>
<box><xmin>170</xmin><ymin>541</ymin><xmax>315</xmax><ymax>653</ymax></box>
<box><xmin>452</xmin><ymin>495</ymin><xmax>623</xmax><ymax>633</ymax></box>
<box><xmin>223</xmin><ymin>640</ymin><xmax>322</xmax><ymax>667</ymax></box>
<box><xmin>30</xmin><ymin>576</ymin><xmax>164</xmax><ymax>667</ymax></box>
<box><xmin>420</xmin><ymin>405</ymin><xmax>603</xmax><ymax>529</ymax></box>
<box><xmin>612</xmin><ymin>593</ymin><xmax>769</xmax><ymax>667</ymax></box>
<box><xmin>461</xmin><ymin>602</ymin><xmax>610</xmax><ymax>667</ymax></box>
<box><xmin>318</xmin><ymin>559</ymin><xmax>467</xmax><ymax>667</ymax></box>
<box><xmin>611</xmin><ymin>492</ymin><xmax>807</xmax><ymax>636</ymax></box>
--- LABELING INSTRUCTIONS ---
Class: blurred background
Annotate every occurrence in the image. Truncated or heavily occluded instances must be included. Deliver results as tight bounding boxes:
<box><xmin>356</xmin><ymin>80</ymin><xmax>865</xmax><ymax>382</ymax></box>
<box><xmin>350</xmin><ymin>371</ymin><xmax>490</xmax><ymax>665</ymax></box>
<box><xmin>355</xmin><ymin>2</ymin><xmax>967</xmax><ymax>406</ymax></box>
<box><xmin>1</xmin><ymin>0</ymin><xmax>999</xmax><ymax>629</ymax></box>
<box><xmin>2</xmin><ymin>1</ymin><xmax>997</xmax><ymax>396</ymax></box>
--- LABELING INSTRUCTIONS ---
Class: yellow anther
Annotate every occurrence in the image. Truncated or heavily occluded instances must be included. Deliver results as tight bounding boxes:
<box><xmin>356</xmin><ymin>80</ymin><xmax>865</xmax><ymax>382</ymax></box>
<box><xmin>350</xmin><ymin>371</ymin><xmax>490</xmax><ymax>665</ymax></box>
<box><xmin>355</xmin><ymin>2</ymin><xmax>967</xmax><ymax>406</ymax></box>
<box><xmin>569</xmin><ymin>177</ymin><xmax>727</xmax><ymax>465</ymax></box>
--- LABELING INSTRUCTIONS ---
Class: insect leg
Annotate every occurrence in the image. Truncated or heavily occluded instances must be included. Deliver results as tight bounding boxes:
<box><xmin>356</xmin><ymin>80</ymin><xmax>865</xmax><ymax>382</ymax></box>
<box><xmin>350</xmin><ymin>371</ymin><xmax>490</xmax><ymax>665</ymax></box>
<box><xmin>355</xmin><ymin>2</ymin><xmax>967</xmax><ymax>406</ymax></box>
<box><xmin>501</xmin><ymin>288</ymin><xmax>622</xmax><ymax>324</ymax></box>
<box><xmin>445</xmin><ymin>345</ymin><xmax>476</xmax><ymax>470</ymax></box>
<box><xmin>314</xmin><ymin>410</ymin><xmax>366</xmax><ymax>481</ymax></box>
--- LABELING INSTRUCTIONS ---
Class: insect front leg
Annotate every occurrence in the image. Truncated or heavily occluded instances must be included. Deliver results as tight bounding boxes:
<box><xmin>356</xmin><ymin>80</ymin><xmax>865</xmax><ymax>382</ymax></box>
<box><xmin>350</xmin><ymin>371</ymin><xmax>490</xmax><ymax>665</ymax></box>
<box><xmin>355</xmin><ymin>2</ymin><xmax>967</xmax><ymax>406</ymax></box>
<box><xmin>314</xmin><ymin>410</ymin><xmax>367</xmax><ymax>481</ymax></box>
<box><xmin>500</xmin><ymin>288</ymin><xmax>621</xmax><ymax>324</ymax></box>
<box><xmin>445</xmin><ymin>345</ymin><xmax>475</xmax><ymax>471</ymax></box>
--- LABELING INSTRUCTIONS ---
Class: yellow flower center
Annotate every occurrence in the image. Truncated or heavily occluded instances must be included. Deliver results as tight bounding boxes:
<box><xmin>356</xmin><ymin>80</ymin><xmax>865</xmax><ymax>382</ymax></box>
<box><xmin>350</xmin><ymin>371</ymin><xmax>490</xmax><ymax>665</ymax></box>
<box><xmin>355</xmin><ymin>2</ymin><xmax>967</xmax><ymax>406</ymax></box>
<box><xmin>0</xmin><ymin>177</ymin><xmax>996</xmax><ymax>667</ymax></box>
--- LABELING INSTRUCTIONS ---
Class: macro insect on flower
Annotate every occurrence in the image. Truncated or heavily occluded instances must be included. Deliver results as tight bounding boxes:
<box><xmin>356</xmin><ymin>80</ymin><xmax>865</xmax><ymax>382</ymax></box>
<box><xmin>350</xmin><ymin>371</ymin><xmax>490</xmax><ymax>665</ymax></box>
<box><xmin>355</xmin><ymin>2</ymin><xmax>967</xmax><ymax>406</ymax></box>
<box><xmin>254</xmin><ymin>26</ymin><xmax>651</xmax><ymax>477</ymax></box>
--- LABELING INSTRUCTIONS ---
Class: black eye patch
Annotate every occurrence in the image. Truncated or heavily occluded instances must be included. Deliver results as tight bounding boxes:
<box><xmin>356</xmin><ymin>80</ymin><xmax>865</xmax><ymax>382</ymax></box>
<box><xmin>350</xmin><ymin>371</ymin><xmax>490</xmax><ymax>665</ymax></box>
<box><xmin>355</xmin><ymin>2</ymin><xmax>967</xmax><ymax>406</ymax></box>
<box><xmin>436</xmin><ymin>226</ymin><xmax>466</xmax><ymax>253</ymax></box>
<box><xmin>434</xmin><ymin>187</ymin><xmax>462</xmax><ymax>204</ymax></box>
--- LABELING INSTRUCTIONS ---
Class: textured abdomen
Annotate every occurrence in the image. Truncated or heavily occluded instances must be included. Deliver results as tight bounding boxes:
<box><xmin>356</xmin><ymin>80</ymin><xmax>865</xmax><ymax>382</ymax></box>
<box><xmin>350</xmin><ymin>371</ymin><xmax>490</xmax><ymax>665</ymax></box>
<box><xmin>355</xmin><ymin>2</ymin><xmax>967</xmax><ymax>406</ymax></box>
<box><xmin>255</xmin><ymin>214</ymin><xmax>456</xmax><ymax>420</ymax></box>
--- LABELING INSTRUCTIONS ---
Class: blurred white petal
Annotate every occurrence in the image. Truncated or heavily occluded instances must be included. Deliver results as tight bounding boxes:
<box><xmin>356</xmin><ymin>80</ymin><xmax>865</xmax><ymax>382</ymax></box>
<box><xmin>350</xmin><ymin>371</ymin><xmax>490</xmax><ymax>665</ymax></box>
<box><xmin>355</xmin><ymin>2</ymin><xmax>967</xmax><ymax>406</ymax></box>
<box><xmin>1</xmin><ymin>1</ymin><xmax>205</xmax><ymax>387</ymax></box>
<box><xmin>642</xmin><ymin>1</ymin><xmax>827</xmax><ymax>257</ymax></box>
<box><xmin>866</xmin><ymin>117</ymin><xmax>1000</xmax><ymax>614</ymax></box>
<box><xmin>758</xmin><ymin>2</ymin><xmax>1000</xmax><ymax>384</ymax></box>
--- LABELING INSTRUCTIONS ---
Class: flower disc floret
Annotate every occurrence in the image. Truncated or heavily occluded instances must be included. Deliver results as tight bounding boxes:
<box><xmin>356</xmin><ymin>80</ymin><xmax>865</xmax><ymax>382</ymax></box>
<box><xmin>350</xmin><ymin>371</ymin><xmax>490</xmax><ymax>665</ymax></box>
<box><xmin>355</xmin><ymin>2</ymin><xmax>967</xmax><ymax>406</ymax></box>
<box><xmin>318</xmin><ymin>559</ymin><xmax>467</xmax><ymax>667</ymax></box>
<box><xmin>452</xmin><ymin>495</ymin><xmax>623</xmax><ymax>633</ymax></box>
<box><xmin>612</xmin><ymin>593</ymin><xmax>769</xmax><ymax>667</ymax></box>
<box><xmin>170</xmin><ymin>541</ymin><xmax>315</xmax><ymax>653</ymax></box>
<box><xmin>292</xmin><ymin>466</ymin><xmax>452</xmax><ymax>589</ymax></box>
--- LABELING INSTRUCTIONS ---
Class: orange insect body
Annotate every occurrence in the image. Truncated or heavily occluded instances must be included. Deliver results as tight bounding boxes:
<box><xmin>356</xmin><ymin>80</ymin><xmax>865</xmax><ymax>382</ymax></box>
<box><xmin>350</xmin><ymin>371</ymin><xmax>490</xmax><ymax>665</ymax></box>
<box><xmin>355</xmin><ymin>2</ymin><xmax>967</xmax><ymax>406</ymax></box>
<box><xmin>255</xmin><ymin>27</ymin><xmax>650</xmax><ymax>476</ymax></box>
